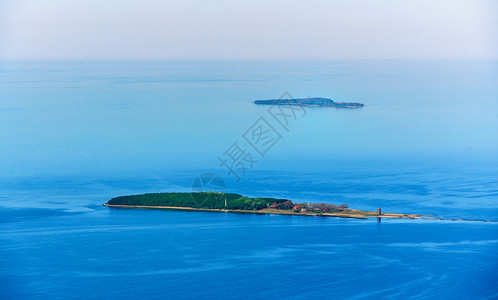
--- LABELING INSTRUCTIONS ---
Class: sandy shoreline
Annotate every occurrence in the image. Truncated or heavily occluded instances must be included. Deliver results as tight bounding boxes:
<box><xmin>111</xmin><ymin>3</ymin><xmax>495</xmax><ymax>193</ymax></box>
<box><xmin>103</xmin><ymin>203</ymin><xmax>423</xmax><ymax>220</ymax></box>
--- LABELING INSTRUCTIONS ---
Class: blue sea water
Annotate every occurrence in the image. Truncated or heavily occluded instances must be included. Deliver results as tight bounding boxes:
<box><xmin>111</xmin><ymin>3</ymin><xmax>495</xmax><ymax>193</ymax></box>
<box><xmin>1</xmin><ymin>60</ymin><xmax>497</xmax><ymax>299</ymax></box>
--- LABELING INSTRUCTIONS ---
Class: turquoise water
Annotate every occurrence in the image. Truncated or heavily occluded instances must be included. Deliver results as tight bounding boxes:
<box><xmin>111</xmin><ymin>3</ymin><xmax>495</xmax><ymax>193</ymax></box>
<box><xmin>1</xmin><ymin>60</ymin><xmax>497</xmax><ymax>298</ymax></box>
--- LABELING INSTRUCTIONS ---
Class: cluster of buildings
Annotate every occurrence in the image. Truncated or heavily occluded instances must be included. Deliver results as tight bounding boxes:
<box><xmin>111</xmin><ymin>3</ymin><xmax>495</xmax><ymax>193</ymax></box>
<box><xmin>269</xmin><ymin>202</ymin><xmax>349</xmax><ymax>213</ymax></box>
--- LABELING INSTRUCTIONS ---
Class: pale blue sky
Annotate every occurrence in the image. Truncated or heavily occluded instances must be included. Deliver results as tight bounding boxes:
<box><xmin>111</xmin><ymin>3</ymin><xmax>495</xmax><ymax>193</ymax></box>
<box><xmin>0</xmin><ymin>0</ymin><xmax>497</xmax><ymax>60</ymax></box>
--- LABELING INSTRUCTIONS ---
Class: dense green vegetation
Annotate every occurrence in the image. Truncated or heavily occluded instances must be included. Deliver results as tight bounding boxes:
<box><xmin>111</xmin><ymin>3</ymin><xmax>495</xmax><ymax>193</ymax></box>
<box><xmin>107</xmin><ymin>192</ymin><xmax>291</xmax><ymax>210</ymax></box>
<box><xmin>107</xmin><ymin>192</ymin><xmax>351</xmax><ymax>213</ymax></box>
<box><xmin>253</xmin><ymin>97</ymin><xmax>364</xmax><ymax>108</ymax></box>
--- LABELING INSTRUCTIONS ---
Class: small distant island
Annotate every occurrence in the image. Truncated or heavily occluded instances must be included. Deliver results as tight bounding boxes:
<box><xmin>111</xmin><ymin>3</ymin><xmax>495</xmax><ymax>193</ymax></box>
<box><xmin>253</xmin><ymin>97</ymin><xmax>364</xmax><ymax>108</ymax></box>
<box><xmin>104</xmin><ymin>192</ymin><xmax>421</xmax><ymax>220</ymax></box>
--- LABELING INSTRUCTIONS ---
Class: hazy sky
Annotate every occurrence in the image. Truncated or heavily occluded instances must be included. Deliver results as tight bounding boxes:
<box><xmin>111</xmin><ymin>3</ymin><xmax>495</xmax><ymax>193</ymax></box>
<box><xmin>0</xmin><ymin>0</ymin><xmax>497</xmax><ymax>60</ymax></box>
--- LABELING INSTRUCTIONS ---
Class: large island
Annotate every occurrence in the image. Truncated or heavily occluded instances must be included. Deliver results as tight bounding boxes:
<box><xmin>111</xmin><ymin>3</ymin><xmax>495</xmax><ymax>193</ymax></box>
<box><xmin>104</xmin><ymin>192</ymin><xmax>421</xmax><ymax>220</ymax></box>
<box><xmin>253</xmin><ymin>97</ymin><xmax>364</xmax><ymax>108</ymax></box>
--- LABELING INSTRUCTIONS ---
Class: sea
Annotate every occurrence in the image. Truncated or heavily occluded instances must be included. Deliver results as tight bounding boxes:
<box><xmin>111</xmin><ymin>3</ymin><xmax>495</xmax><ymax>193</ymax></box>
<box><xmin>1</xmin><ymin>60</ymin><xmax>497</xmax><ymax>299</ymax></box>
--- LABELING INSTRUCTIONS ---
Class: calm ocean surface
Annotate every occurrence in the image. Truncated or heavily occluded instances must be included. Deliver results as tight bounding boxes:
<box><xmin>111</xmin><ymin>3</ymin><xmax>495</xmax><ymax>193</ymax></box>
<box><xmin>1</xmin><ymin>60</ymin><xmax>497</xmax><ymax>299</ymax></box>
